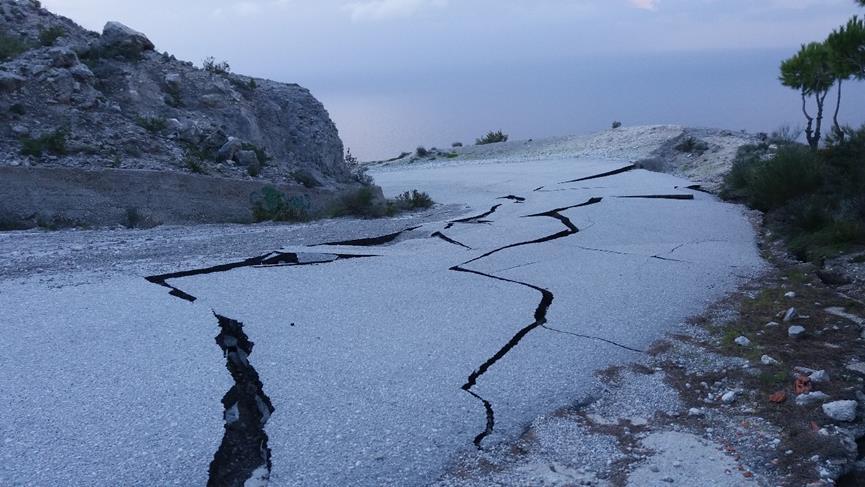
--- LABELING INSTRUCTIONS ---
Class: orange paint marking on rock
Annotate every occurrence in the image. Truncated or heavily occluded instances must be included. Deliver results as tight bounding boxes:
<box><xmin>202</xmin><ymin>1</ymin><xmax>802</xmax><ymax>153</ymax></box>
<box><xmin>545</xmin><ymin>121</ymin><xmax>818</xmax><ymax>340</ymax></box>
<box><xmin>794</xmin><ymin>375</ymin><xmax>812</xmax><ymax>395</ymax></box>
<box><xmin>769</xmin><ymin>391</ymin><xmax>787</xmax><ymax>403</ymax></box>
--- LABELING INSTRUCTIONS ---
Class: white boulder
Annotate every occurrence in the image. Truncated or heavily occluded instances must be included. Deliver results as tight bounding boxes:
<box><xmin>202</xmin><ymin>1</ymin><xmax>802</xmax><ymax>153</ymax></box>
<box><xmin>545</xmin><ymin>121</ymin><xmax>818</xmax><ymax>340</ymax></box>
<box><xmin>796</xmin><ymin>392</ymin><xmax>830</xmax><ymax>407</ymax></box>
<box><xmin>761</xmin><ymin>355</ymin><xmax>779</xmax><ymax>366</ymax></box>
<box><xmin>822</xmin><ymin>400</ymin><xmax>857</xmax><ymax>422</ymax></box>
<box><xmin>788</xmin><ymin>325</ymin><xmax>806</xmax><ymax>338</ymax></box>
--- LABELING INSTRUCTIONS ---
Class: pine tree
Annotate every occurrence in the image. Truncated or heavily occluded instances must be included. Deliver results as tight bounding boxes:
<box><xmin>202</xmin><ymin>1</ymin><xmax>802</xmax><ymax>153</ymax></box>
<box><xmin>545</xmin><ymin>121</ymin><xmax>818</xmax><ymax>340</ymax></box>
<box><xmin>780</xmin><ymin>43</ymin><xmax>835</xmax><ymax>149</ymax></box>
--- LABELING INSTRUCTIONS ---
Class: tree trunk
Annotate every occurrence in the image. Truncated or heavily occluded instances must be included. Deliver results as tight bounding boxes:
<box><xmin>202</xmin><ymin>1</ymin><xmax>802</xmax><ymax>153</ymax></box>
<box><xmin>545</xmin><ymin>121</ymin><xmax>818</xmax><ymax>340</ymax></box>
<box><xmin>833</xmin><ymin>79</ymin><xmax>844</xmax><ymax>141</ymax></box>
<box><xmin>802</xmin><ymin>92</ymin><xmax>816</xmax><ymax>149</ymax></box>
<box><xmin>811</xmin><ymin>89</ymin><xmax>828</xmax><ymax>150</ymax></box>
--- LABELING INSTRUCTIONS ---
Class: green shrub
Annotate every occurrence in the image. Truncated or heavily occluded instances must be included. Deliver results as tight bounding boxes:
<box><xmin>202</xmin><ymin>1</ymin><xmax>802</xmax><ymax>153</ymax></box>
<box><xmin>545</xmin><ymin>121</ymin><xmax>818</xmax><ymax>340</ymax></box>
<box><xmin>251</xmin><ymin>186</ymin><xmax>311</xmax><ymax>222</ymax></box>
<box><xmin>721</xmin><ymin>126</ymin><xmax>865</xmax><ymax>262</ymax></box>
<box><xmin>393</xmin><ymin>190</ymin><xmax>434</xmax><ymax>210</ymax></box>
<box><xmin>202</xmin><ymin>56</ymin><xmax>231</xmax><ymax>75</ymax></box>
<box><xmin>769</xmin><ymin>125</ymin><xmax>802</xmax><ymax>145</ymax></box>
<box><xmin>0</xmin><ymin>31</ymin><xmax>29</xmax><ymax>61</ymax></box>
<box><xmin>823</xmin><ymin>127</ymin><xmax>865</xmax><ymax>196</ymax></box>
<box><xmin>475</xmin><ymin>130</ymin><xmax>509</xmax><ymax>145</ymax></box>
<box><xmin>229</xmin><ymin>76</ymin><xmax>257</xmax><ymax>92</ymax></box>
<box><xmin>124</xmin><ymin>208</ymin><xmax>144</xmax><ymax>229</ymax></box>
<box><xmin>338</xmin><ymin>187</ymin><xmax>381</xmax><ymax>217</ymax></box>
<box><xmin>674</xmin><ymin>136</ymin><xmax>709</xmax><ymax>155</ymax></box>
<box><xmin>452</xmin><ymin>142</ymin><xmax>463</xmax><ymax>148</ymax></box>
<box><xmin>416</xmin><ymin>146</ymin><xmax>430</xmax><ymax>158</ymax></box>
<box><xmin>747</xmin><ymin>145</ymin><xmax>823</xmax><ymax>212</ymax></box>
<box><xmin>20</xmin><ymin>130</ymin><xmax>67</xmax><ymax>157</ymax></box>
<box><xmin>345</xmin><ymin>148</ymin><xmax>359</xmax><ymax>166</ymax></box>
<box><xmin>328</xmin><ymin>187</ymin><xmax>388</xmax><ymax>218</ymax></box>
<box><xmin>291</xmin><ymin>170</ymin><xmax>321</xmax><ymax>188</ymax></box>
<box><xmin>612</xmin><ymin>121</ymin><xmax>622</xmax><ymax>129</ymax></box>
<box><xmin>163</xmin><ymin>83</ymin><xmax>184</xmax><ymax>108</ymax></box>
<box><xmin>80</xmin><ymin>43</ymin><xmax>143</xmax><ymax>63</ymax></box>
<box><xmin>135</xmin><ymin>116</ymin><xmax>167</xmax><ymax>133</ymax></box>
<box><xmin>787</xmin><ymin>220</ymin><xmax>865</xmax><ymax>261</ymax></box>
<box><xmin>183</xmin><ymin>155</ymin><xmax>207</xmax><ymax>174</ymax></box>
<box><xmin>180</xmin><ymin>141</ymin><xmax>216</xmax><ymax>163</ymax></box>
<box><xmin>241</xmin><ymin>143</ymin><xmax>271</xmax><ymax>166</ymax></box>
<box><xmin>39</xmin><ymin>27</ymin><xmax>64</xmax><ymax>47</ymax></box>
<box><xmin>721</xmin><ymin>144</ymin><xmax>770</xmax><ymax>201</ymax></box>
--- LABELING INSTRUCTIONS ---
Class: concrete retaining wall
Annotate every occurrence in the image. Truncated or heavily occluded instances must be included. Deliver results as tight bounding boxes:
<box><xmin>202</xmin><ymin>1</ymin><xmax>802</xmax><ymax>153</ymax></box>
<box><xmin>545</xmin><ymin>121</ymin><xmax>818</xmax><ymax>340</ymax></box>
<box><xmin>0</xmin><ymin>166</ymin><xmax>358</xmax><ymax>229</ymax></box>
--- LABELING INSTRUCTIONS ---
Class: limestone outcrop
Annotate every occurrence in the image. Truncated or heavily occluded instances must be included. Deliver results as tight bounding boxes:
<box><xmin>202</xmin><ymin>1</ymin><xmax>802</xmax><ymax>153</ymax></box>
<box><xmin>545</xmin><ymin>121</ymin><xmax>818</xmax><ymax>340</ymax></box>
<box><xmin>0</xmin><ymin>0</ymin><xmax>352</xmax><ymax>185</ymax></box>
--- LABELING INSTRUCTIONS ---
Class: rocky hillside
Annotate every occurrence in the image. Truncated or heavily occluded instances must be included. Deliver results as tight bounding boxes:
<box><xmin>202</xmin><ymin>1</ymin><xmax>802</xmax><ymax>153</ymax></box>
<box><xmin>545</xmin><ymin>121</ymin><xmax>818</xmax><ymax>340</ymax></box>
<box><xmin>0</xmin><ymin>0</ymin><xmax>351</xmax><ymax>185</ymax></box>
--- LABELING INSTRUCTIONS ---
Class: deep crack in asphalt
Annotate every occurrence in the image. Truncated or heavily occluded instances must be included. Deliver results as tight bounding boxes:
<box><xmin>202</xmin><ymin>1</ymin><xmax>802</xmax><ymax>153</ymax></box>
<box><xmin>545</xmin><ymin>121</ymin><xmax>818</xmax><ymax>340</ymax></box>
<box><xmin>497</xmin><ymin>195</ymin><xmax>526</xmax><ymax>203</ymax></box>
<box><xmin>209</xmin><ymin>314</ymin><xmax>275</xmax><ymax>487</ymax></box>
<box><xmin>316</xmin><ymin>226</ymin><xmax>422</xmax><ymax>247</ymax></box>
<box><xmin>145</xmin><ymin>251</ymin><xmax>376</xmax><ymax>484</ymax></box>
<box><xmin>431</xmin><ymin>231</ymin><xmax>473</xmax><ymax>250</ymax></box>
<box><xmin>559</xmin><ymin>164</ymin><xmax>636</xmax><ymax>184</ymax></box>
<box><xmin>452</xmin><ymin>196</ymin><xmax>604</xmax><ymax>447</ymax></box>
<box><xmin>444</xmin><ymin>204</ymin><xmax>503</xmax><ymax>229</ymax></box>
<box><xmin>146</xmin><ymin>253</ymin><xmax>373</xmax><ymax>302</ymax></box>
<box><xmin>617</xmin><ymin>194</ymin><xmax>695</xmax><ymax>200</ymax></box>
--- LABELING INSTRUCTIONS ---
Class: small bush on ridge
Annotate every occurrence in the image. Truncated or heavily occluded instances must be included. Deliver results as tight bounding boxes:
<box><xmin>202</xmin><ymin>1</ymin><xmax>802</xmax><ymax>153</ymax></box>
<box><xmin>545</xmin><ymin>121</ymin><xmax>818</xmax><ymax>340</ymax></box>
<box><xmin>203</xmin><ymin>56</ymin><xmax>231</xmax><ymax>75</ymax></box>
<box><xmin>475</xmin><ymin>130</ymin><xmax>509</xmax><ymax>145</ymax></box>
<box><xmin>39</xmin><ymin>27</ymin><xmax>64</xmax><ymax>46</ymax></box>
<box><xmin>674</xmin><ymin>136</ymin><xmax>709</xmax><ymax>155</ymax></box>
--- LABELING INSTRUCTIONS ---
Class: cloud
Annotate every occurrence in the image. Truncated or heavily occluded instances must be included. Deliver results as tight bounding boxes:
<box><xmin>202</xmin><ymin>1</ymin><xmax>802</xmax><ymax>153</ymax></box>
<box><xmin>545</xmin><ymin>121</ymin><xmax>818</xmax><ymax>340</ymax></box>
<box><xmin>628</xmin><ymin>0</ymin><xmax>659</xmax><ymax>11</ymax></box>
<box><xmin>212</xmin><ymin>0</ymin><xmax>293</xmax><ymax>18</ymax></box>
<box><xmin>232</xmin><ymin>2</ymin><xmax>262</xmax><ymax>16</ymax></box>
<box><xmin>344</xmin><ymin>0</ymin><xmax>448</xmax><ymax>22</ymax></box>
<box><xmin>767</xmin><ymin>0</ymin><xmax>844</xmax><ymax>8</ymax></box>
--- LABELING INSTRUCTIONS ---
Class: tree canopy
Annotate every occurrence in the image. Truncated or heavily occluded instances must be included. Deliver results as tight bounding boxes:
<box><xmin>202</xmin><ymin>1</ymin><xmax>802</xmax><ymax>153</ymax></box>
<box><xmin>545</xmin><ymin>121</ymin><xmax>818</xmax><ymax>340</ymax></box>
<box><xmin>779</xmin><ymin>1</ymin><xmax>865</xmax><ymax>148</ymax></box>
<box><xmin>826</xmin><ymin>16</ymin><xmax>865</xmax><ymax>81</ymax></box>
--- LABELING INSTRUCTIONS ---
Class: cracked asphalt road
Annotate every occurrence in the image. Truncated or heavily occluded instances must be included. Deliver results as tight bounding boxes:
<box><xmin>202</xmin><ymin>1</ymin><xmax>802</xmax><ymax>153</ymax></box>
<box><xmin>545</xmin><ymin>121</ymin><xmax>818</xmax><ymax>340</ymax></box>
<box><xmin>0</xmin><ymin>157</ymin><xmax>763</xmax><ymax>486</ymax></box>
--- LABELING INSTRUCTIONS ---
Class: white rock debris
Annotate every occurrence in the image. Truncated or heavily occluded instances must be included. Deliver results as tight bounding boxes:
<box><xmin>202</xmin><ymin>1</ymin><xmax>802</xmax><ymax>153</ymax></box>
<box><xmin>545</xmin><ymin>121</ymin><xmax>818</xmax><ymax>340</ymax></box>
<box><xmin>796</xmin><ymin>392</ymin><xmax>831</xmax><ymax>407</ymax></box>
<box><xmin>788</xmin><ymin>325</ymin><xmax>806</xmax><ymax>338</ymax></box>
<box><xmin>809</xmin><ymin>370</ymin><xmax>830</xmax><ymax>383</ymax></box>
<box><xmin>822</xmin><ymin>401</ymin><xmax>858</xmax><ymax>422</ymax></box>
<box><xmin>761</xmin><ymin>355</ymin><xmax>779</xmax><ymax>365</ymax></box>
<box><xmin>721</xmin><ymin>391</ymin><xmax>739</xmax><ymax>404</ymax></box>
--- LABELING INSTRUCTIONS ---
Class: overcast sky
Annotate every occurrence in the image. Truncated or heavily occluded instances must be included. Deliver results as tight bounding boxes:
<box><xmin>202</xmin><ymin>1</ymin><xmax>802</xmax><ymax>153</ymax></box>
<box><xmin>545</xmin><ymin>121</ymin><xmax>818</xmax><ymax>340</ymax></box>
<box><xmin>41</xmin><ymin>0</ymin><xmax>858</xmax><ymax>80</ymax></box>
<box><xmin>40</xmin><ymin>0</ymin><xmax>865</xmax><ymax>158</ymax></box>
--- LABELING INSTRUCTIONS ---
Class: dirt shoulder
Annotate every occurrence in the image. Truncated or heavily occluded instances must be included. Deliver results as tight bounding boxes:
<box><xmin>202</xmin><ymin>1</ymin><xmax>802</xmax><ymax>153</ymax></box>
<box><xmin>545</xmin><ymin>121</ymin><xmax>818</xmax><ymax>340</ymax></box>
<box><xmin>436</xmin><ymin>213</ymin><xmax>865</xmax><ymax>486</ymax></box>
